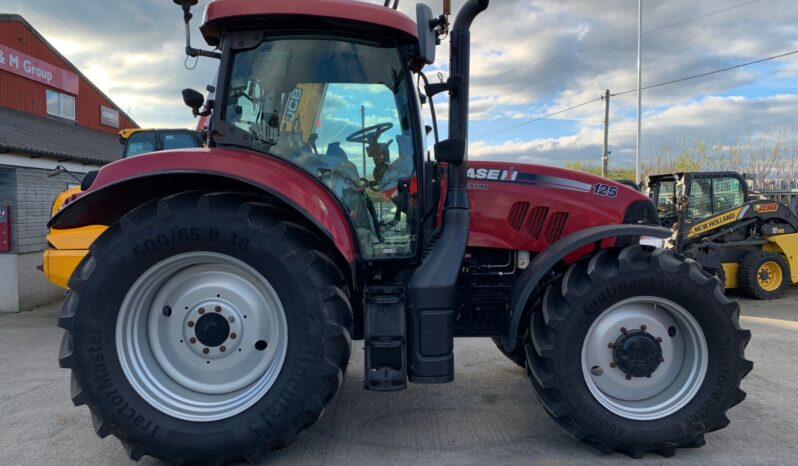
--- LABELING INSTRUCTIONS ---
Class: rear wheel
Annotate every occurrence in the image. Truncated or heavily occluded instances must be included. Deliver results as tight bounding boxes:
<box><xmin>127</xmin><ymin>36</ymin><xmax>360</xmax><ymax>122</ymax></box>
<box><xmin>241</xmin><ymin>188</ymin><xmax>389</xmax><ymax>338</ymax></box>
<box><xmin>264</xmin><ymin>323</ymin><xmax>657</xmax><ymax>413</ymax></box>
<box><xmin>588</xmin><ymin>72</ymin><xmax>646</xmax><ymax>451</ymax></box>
<box><xmin>58</xmin><ymin>192</ymin><xmax>352</xmax><ymax>464</ymax></box>
<box><xmin>738</xmin><ymin>250</ymin><xmax>788</xmax><ymax>299</ymax></box>
<box><xmin>525</xmin><ymin>246</ymin><xmax>752</xmax><ymax>458</ymax></box>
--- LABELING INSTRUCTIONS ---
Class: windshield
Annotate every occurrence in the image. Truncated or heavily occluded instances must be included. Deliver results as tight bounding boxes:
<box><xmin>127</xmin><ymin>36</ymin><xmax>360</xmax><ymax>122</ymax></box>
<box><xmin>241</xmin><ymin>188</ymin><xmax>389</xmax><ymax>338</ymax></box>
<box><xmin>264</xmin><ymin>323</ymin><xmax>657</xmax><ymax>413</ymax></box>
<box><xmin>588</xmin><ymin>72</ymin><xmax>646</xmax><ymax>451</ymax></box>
<box><xmin>224</xmin><ymin>37</ymin><xmax>418</xmax><ymax>259</ymax></box>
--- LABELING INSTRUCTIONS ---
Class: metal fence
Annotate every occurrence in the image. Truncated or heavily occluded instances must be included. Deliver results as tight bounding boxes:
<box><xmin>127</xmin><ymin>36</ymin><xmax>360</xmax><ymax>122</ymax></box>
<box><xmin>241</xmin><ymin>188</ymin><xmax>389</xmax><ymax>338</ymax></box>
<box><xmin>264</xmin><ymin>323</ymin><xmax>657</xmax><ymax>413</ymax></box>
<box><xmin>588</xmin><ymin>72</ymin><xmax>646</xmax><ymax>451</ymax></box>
<box><xmin>751</xmin><ymin>178</ymin><xmax>798</xmax><ymax>214</ymax></box>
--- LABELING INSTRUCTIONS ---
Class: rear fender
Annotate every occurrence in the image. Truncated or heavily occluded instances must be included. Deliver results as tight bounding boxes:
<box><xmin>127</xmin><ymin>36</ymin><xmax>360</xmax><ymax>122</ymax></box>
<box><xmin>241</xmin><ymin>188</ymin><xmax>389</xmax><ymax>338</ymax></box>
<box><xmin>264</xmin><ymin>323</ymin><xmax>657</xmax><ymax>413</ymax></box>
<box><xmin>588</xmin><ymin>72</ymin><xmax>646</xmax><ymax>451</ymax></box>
<box><xmin>48</xmin><ymin>148</ymin><xmax>358</xmax><ymax>264</ymax></box>
<box><xmin>502</xmin><ymin>224</ymin><xmax>671</xmax><ymax>351</ymax></box>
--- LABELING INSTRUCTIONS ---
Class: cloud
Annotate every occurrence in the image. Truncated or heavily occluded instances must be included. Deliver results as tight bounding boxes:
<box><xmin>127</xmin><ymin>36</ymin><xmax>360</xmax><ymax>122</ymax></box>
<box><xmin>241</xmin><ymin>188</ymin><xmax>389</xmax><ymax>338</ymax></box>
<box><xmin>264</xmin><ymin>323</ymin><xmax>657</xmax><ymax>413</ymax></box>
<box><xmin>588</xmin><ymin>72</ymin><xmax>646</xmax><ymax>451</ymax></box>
<box><xmin>8</xmin><ymin>0</ymin><xmax>797</xmax><ymax>168</ymax></box>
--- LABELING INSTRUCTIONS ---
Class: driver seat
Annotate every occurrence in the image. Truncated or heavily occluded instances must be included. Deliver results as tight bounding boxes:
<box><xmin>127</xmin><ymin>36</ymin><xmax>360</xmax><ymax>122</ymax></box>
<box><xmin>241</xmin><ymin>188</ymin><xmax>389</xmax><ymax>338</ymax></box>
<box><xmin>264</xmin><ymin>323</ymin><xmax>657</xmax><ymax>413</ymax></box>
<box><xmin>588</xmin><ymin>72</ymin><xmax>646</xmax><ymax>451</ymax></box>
<box><xmin>377</xmin><ymin>134</ymin><xmax>414</xmax><ymax>193</ymax></box>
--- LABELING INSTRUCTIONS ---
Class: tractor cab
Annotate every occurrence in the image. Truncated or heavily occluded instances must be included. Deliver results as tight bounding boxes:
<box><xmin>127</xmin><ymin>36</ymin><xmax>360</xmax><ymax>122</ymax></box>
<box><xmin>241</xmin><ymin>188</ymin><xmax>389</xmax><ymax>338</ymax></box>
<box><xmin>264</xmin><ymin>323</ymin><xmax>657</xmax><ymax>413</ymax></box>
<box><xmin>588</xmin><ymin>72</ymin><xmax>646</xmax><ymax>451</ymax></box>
<box><xmin>648</xmin><ymin>171</ymin><xmax>749</xmax><ymax>226</ymax></box>
<box><xmin>219</xmin><ymin>39</ymin><xmax>420</xmax><ymax>257</ymax></box>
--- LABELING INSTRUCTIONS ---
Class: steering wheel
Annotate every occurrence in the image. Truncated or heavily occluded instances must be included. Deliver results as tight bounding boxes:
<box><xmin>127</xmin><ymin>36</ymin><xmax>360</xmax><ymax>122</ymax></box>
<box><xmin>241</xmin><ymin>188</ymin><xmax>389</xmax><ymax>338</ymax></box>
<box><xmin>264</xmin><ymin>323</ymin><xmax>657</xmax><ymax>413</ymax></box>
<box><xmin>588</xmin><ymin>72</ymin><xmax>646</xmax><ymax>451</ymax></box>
<box><xmin>346</xmin><ymin>122</ymin><xmax>393</xmax><ymax>144</ymax></box>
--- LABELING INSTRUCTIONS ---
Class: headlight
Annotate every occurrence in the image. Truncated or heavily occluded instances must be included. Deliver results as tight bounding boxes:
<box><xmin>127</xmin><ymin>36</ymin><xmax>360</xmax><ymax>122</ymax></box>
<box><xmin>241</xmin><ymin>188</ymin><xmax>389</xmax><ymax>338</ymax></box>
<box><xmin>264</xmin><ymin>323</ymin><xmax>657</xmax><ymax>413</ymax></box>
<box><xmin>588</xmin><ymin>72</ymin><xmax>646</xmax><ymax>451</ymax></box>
<box><xmin>639</xmin><ymin>236</ymin><xmax>665</xmax><ymax>248</ymax></box>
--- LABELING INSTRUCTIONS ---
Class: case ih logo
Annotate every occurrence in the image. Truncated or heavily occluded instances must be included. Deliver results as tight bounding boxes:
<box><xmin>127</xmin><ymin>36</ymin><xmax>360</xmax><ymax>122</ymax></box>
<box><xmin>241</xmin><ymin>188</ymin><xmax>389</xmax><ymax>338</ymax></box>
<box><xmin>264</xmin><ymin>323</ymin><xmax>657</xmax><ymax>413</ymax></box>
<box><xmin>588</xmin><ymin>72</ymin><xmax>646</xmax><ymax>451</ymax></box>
<box><xmin>467</xmin><ymin>167</ymin><xmax>518</xmax><ymax>181</ymax></box>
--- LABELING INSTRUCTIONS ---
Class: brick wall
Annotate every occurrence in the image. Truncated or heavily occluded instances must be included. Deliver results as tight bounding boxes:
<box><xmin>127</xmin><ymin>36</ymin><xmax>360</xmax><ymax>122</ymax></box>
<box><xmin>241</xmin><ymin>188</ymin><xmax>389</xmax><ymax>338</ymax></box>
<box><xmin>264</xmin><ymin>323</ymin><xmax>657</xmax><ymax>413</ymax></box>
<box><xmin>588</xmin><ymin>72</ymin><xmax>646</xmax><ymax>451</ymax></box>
<box><xmin>11</xmin><ymin>167</ymin><xmax>84</xmax><ymax>254</ymax></box>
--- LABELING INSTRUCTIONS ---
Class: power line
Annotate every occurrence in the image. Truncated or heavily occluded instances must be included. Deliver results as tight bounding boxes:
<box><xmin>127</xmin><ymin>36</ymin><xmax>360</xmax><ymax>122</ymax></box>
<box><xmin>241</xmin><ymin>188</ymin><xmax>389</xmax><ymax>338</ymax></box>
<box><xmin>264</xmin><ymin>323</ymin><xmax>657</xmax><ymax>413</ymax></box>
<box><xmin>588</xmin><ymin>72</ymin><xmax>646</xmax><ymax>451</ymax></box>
<box><xmin>479</xmin><ymin>97</ymin><xmax>603</xmax><ymax>137</ymax></box>
<box><xmin>488</xmin><ymin>0</ymin><xmax>762</xmax><ymax>78</ymax></box>
<box><xmin>611</xmin><ymin>49</ymin><xmax>798</xmax><ymax>97</ymax></box>
<box><xmin>479</xmin><ymin>48</ymin><xmax>798</xmax><ymax>137</ymax></box>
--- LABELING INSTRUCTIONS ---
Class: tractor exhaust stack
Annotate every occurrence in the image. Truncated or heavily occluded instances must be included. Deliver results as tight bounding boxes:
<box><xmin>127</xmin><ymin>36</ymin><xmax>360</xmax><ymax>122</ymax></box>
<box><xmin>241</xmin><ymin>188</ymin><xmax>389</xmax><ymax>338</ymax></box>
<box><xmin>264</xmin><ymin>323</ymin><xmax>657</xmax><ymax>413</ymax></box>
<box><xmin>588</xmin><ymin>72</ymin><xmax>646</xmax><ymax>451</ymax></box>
<box><xmin>406</xmin><ymin>0</ymin><xmax>489</xmax><ymax>384</ymax></box>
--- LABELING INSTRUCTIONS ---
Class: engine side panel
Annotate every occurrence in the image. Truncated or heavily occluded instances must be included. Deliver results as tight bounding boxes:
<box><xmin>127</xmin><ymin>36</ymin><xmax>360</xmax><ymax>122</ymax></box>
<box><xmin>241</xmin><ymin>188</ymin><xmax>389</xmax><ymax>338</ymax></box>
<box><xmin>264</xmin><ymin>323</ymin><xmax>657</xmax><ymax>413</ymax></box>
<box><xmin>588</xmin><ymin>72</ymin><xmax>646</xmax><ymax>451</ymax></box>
<box><xmin>465</xmin><ymin>162</ymin><xmax>650</xmax><ymax>253</ymax></box>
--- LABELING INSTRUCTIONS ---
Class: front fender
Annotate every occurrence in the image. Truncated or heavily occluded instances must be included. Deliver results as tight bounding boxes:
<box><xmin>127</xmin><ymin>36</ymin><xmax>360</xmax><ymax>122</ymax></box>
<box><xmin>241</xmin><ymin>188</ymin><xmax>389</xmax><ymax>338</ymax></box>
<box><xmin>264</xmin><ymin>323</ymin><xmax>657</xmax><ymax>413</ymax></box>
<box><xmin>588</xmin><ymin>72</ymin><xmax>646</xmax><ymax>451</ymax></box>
<box><xmin>48</xmin><ymin>148</ymin><xmax>358</xmax><ymax>263</ymax></box>
<box><xmin>502</xmin><ymin>224</ymin><xmax>671</xmax><ymax>351</ymax></box>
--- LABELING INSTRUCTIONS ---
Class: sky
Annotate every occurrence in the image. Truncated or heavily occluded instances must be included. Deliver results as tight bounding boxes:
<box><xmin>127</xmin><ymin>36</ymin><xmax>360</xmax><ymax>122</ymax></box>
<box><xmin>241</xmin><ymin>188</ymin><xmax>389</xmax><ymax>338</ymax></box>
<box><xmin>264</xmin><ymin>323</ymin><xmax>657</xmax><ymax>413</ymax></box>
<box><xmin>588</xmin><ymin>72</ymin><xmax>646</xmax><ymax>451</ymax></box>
<box><xmin>4</xmin><ymin>0</ymin><xmax>798</xmax><ymax>169</ymax></box>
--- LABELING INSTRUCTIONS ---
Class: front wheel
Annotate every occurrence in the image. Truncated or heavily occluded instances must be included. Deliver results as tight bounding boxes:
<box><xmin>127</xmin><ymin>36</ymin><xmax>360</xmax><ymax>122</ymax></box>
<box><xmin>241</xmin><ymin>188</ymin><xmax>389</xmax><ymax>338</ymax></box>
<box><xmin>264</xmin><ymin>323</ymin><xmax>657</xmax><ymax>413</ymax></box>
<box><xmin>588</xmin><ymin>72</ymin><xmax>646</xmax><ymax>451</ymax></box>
<box><xmin>738</xmin><ymin>250</ymin><xmax>788</xmax><ymax>299</ymax></box>
<box><xmin>525</xmin><ymin>246</ymin><xmax>752</xmax><ymax>458</ymax></box>
<box><xmin>58</xmin><ymin>192</ymin><xmax>352</xmax><ymax>464</ymax></box>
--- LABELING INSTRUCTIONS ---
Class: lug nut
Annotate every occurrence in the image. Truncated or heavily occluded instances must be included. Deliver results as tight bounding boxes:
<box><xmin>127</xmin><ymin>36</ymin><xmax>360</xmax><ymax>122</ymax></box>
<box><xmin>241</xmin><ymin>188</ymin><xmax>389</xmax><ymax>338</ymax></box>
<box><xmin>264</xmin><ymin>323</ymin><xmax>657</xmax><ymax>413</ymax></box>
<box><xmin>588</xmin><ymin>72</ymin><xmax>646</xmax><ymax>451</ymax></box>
<box><xmin>230</xmin><ymin>333</ymin><xmax>237</xmax><ymax>339</ymax></box>
<box><xmin>660</xmin><ymin>357</ymin><xmax>665</xmax><ymax>362</ymax></box>
<box><xmin>220</xmin><ymin>345</ymin><xmax>227</xmax><ymax>352</ymax></box>
<box><xmin>625</xmin><ymin>374</ymin><xmax>632</xmax><ymax>380</ymax></box>
<box><xmin>640</xmin><ymin>324</ymin><xmax>647</xmax><ymax>331</ymax></box>
<box><xmin>620</xmin><ymin>327</ymin><xmax>628</xmax><ymax>334</ymax></box>
<box><xmin>607</xmin><ymin>342</ymin><xmax>615</xmax><ymax>348</ymax></box>
<box><xmin>189</xmin><ymin>337</ymin><xmax>196</xmax><ymax>344</ymax></box>
<box><xmin>199</xmin><ymin>308</ymin><xmax>205</xmax><ymax>314</ymax></box>
<box><xmin>610</xmin><ymin>362</ymin><xmax>617</xmax><ymax>368</ymax></box>
<box><xmin>228</xmin><ymin>316</ymin><xmax>235</xmax><ymax>323</ymax></box>
<box><xmin>215</xmin><ymin>306</ymin><xmax>222</xmax><ymax>312</ymax></box>
<box><xmin>202</xmin><ymin>347</ymin><xmax>209</xmax><ymax>354</ymax></box>
<box><xmin>188</xmin><ymin>321</ymin><xmax>195</xmax><ymax>328</ymax></box>
<box><xmin>656</xmin><ymin>337</ymin><xmax>663</xmax><ymax>343</ymax></box>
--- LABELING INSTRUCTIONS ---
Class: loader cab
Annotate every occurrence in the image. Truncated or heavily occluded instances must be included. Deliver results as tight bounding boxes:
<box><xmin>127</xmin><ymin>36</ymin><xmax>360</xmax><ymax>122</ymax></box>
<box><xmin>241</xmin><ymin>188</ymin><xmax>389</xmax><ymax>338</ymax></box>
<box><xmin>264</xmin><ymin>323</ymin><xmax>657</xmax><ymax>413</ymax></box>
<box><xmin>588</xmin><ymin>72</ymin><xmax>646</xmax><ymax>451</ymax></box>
<box><xmin>120</xmin><ymin>128</ymin><xmax>203</xmax><ymax>158</ymax></box>
<box><xmin>649</xmin><ymin>171</ymin><xmax>749</xmax><ymax>226</ymax></box>
<box><xmin>208</xmin><ymin>25</ymin><xmax>427</xmax><ymax>260</ymax></box>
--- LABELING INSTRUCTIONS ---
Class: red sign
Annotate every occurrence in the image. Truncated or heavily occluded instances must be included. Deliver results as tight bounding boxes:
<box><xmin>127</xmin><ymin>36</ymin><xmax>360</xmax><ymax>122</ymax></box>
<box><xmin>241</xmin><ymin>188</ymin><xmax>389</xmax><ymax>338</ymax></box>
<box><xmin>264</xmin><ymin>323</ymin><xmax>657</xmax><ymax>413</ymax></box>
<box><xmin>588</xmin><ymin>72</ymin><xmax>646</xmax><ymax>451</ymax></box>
<box><xmin>0</xmin><ymin>44</ymin><xmax>79</xmax><ymax>95</ymax></box>
<box><xmin>0</xmin><ymin>206</ymin><xmax>10</xmax><ymax>253</ymax></box>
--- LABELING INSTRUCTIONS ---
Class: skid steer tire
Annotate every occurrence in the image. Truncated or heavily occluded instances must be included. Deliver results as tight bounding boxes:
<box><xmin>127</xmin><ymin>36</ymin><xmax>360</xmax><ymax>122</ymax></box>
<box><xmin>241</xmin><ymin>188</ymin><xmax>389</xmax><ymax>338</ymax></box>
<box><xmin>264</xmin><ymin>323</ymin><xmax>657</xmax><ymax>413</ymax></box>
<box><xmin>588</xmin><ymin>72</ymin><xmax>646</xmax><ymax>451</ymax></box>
<box><xmin>491</xmin><ymin>336</ymin><xmax>526</xmax><ymax>369</ymax></box>
<box><xmin>738</xmin><ymin>250</ymin><xmax>788</xmax><ymax>300</ymax></box>
<box><xmin>525</xmin><ymin>245</ymin><xmax>752</xmax><ymax>458</ymax></box>
<box><xmin>57</xmin><ymin>191</ymin><xmax>353</xmax><ymax>464</ymax></box>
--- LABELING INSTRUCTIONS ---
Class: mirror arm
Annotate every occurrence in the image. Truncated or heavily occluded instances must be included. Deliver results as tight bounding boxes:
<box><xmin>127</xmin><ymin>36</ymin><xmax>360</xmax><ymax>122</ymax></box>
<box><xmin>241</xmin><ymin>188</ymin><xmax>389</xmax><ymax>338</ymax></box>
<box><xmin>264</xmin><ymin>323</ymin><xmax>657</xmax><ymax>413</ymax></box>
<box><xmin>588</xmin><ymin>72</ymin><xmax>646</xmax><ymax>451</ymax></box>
<box><xmin>177</xmin><ymin>2</ymin><xmax>222</xmax><ymax>60</ymax></box>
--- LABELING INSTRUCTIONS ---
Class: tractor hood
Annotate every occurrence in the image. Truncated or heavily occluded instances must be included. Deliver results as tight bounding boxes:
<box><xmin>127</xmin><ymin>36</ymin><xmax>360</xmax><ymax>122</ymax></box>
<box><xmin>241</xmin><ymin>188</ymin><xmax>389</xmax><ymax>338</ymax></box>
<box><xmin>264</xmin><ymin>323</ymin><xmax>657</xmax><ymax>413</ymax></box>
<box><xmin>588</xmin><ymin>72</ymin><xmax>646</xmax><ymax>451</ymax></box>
<box><xmin>465</xmin><ymin>161</ymin><xmax>655</xmax><ymax>252</ymax></box>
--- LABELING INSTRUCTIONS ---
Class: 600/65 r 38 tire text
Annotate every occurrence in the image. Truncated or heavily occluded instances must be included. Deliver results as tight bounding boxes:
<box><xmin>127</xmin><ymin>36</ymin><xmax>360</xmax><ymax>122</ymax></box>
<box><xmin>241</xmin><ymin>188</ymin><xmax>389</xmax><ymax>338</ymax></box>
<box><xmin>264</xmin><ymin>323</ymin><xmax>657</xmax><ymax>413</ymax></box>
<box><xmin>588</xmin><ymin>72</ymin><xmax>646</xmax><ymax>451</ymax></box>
<box><xmin>57</xmin><ymin>192</ymin><xmax>353</xmax><ymax>464</ymax></box>
<box><xmin>525</xmin><ymin>246</ymin><xmax>752</xmax><ymax>458</ymax></box>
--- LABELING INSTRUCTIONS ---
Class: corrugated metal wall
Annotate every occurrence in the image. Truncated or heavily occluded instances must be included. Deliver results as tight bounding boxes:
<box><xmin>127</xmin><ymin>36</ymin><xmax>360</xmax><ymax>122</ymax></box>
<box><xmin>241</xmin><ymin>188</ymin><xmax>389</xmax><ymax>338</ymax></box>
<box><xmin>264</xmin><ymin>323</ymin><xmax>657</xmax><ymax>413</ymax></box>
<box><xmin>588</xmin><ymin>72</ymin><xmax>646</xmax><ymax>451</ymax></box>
<box><xmin>0</xmin><ymin>18</ymin><xmax>137</xmax><ymax>133</ymax></box>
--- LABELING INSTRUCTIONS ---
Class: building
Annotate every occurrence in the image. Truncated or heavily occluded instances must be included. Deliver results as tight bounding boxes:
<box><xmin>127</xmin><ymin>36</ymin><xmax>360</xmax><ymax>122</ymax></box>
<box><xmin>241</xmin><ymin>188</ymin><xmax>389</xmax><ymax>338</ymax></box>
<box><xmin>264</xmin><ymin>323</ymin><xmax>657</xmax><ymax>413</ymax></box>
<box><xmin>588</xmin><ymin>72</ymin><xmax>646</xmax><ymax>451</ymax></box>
<box><xmin>0</xmin><ymin>14</ymin><xmax>138</xmax><ymax>312</ymax></box>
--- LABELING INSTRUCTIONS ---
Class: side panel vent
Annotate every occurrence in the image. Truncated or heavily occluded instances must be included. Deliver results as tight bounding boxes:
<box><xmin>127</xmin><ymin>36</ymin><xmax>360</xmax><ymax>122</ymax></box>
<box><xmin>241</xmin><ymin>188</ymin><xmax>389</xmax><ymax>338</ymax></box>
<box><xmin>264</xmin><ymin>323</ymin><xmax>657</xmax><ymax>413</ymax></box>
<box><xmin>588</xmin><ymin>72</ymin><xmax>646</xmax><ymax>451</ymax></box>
<box><xmin>507</xmin><ymin>202</ymin><xmax>530</xmax><ymax>231</ymax></box>
<box><xmin>525</xmin><ymin>206</ymin><xmax>549</xmax><ymax>239</ymax></box>
<box><xmin>544</xmin><ymin>212</ymin><xmax>569</xmax><ymax>243</ymax></box>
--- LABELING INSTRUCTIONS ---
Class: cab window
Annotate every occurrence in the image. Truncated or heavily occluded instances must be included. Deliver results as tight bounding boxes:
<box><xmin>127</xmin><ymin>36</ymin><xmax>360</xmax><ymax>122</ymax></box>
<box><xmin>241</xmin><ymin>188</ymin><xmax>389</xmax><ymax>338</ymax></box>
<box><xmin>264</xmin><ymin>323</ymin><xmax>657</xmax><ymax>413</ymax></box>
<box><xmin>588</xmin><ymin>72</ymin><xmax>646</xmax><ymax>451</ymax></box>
<box><xmin>124</xmin><ymin>132</ymin><xmax>156</xmax><ymax>157</ymax></box>
<box><xmin>712</xmin><ymin>177</ymin><xmax>744</xmax><ymax>213</ymax></box>
<box><xmin>160</xmin><ymin>131</ymin><xmax>199</xmax><ymax>150</ymax></box>
<box><xmin>224</xmin><ymin>38</ymin><xmax>417</xmax><ymax>259</ymax></box>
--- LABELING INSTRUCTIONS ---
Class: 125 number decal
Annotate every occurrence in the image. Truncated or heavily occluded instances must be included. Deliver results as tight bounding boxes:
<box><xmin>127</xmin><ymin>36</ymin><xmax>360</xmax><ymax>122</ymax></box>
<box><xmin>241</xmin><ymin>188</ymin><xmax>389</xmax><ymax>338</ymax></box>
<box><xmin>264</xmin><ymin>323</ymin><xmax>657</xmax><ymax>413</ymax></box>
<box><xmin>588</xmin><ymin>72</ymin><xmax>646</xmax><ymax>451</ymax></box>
<box><xmin>593</xmin><ymin>183</ymin><xmax>618</xmax><ymax>197</ymax></box>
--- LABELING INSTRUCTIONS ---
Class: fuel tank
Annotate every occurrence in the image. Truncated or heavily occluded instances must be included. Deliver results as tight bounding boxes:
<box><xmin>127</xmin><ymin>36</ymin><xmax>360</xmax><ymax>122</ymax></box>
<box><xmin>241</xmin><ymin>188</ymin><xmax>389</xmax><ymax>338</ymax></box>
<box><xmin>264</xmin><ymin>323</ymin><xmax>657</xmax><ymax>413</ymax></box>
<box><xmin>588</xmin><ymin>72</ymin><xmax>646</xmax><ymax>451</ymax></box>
<box><xmin>465</xmin><ymin>161</ymin><xmax>651</xmax><ymax>253</ymax></box>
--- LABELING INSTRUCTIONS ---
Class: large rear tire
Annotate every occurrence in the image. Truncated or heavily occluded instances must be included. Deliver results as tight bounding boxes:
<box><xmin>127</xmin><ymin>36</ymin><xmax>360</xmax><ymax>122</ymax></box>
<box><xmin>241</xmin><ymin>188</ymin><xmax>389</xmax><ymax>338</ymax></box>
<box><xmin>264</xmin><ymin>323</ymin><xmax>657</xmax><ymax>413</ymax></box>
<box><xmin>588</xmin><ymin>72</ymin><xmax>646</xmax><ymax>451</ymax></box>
<box><xmin>58</xmin><ymin>192</ymin><xmax>353</xmax><ymax>464</ymax></box>
<box><xmin>525</xmin><ymin>246</ymin><xmax>752</xmax><ymax>458</ymax></box>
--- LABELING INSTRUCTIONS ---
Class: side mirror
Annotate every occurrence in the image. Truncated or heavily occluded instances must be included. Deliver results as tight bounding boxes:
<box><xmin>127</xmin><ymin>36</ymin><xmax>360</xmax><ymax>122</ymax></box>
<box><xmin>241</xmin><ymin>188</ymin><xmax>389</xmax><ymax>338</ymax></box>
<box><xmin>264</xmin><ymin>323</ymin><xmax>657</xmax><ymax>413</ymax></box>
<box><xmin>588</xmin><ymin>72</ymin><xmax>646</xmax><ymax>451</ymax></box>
<box><xmin>434</xmin><ymin>138</ymin><xmax>466</xmax><ymax>164</ymax></box>
<box><xmin>182</xmin><ymin>88</ymin><xmax>205</xmax><ymax>116</ymax></box>
<box><xmin>416</xmin><ymin>4</ymin><xmax>436</xmax><ymax>65</ymax></box>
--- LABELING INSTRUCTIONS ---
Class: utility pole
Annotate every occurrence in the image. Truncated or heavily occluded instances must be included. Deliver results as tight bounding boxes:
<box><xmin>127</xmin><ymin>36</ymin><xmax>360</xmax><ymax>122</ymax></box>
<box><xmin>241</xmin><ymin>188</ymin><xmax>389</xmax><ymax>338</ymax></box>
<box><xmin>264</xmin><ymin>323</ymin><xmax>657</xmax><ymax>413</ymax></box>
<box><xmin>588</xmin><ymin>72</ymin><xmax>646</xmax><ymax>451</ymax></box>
<box><xmin>601</xmin><ymin>89</ymin><xmax>610</xmax><ymax>177</ymax></box>
<box><xmin>635</xmin><ymin>0</ymin><xmax>643</xmax><ymax>185</ymax></box>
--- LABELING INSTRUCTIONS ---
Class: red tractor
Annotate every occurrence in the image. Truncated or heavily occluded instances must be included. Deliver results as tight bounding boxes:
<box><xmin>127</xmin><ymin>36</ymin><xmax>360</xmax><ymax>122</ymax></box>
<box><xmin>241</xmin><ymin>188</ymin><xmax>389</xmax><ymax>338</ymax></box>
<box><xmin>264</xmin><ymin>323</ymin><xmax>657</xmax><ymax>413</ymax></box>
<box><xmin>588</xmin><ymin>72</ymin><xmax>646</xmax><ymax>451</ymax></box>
<box><xmin>51</xmin><ymin>0</ymin><xmax>751</xmax><ymax>463</ymax></box>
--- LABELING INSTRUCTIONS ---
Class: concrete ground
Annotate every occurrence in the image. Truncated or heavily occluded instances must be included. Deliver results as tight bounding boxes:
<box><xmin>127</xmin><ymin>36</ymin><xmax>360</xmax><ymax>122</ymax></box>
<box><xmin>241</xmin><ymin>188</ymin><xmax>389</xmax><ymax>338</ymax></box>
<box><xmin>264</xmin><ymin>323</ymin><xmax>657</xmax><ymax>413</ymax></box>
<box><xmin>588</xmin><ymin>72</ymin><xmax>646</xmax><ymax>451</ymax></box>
<box><xmin>1</xmin><ymin>290</ymin><xmax>797</xmax><ymax>466</ymax></box>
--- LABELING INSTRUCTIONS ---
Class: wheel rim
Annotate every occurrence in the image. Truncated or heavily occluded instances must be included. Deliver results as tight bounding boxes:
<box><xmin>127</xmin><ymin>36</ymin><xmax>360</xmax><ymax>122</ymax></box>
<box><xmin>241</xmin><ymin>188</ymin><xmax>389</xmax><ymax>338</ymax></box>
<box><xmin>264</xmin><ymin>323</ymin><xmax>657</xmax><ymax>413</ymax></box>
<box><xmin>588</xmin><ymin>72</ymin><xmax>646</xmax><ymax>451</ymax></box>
<box><xmin>116</xmin><ymin>252</ymin><xmax>288</xmax><ymax>422</ymax></box>
<box><xmin>757</xmin><ymin>261</ymin><xmax>782</xmax><ymax>291</ymax></box>
<box><xmin>581</xmin><ymin>297</ymin><xmax>708</xmax><ymax>421</ymax></box>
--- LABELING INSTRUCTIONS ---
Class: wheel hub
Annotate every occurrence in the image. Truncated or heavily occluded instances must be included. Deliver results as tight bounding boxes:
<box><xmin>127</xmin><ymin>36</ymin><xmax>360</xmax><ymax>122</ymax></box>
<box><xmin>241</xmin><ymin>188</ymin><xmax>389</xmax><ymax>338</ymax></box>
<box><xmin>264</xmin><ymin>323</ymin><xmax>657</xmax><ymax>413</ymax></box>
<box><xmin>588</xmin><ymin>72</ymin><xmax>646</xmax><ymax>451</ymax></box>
<box><xmin>195</xmin><ymin>311</ymin><xmax>230</xmax><ymax>347</ymax></box>
<box><xmin>612</xmin><ymin>330</ymin><xmax>663</xmax><ymax>378</ymax></box>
